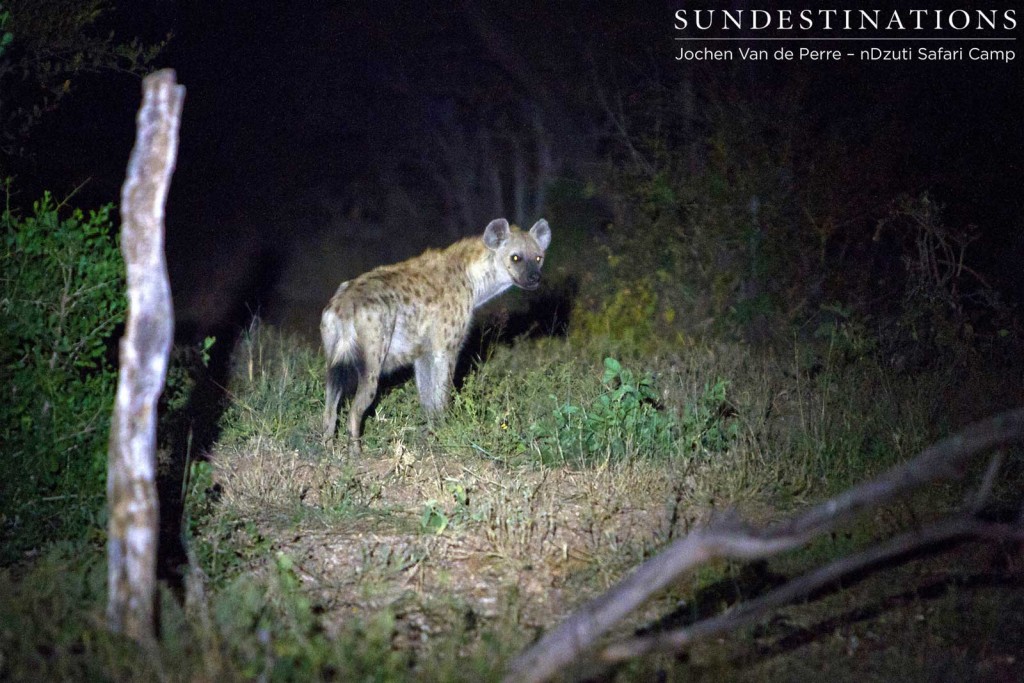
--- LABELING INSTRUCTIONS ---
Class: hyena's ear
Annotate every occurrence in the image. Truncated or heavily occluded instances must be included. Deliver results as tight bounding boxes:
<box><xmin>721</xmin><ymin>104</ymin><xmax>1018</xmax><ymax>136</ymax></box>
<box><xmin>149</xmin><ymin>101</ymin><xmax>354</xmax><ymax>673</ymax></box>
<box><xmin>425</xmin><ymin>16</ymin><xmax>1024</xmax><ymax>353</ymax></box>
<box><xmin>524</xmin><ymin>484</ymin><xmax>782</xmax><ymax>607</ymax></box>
<box><xmin>529</xmin><ymin>219</ymin><xmax>551</xmax><ymax>252</ymax></box>
<box><xmin>483</xmin><ymin>218</ymin><xmax>511</xmax><ymax>250</ymax></box>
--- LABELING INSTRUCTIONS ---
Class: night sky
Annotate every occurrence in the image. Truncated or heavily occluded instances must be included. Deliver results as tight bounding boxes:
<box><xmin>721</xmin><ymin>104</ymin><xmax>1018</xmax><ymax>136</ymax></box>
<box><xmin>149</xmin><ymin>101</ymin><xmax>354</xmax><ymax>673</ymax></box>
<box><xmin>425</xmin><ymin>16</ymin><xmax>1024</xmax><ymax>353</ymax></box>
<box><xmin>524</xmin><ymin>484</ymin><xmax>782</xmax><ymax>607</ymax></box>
<box><xmin>9</xmin><ymin>1</ymin><xmax>1024</xmax><ymax>340</ymax></box>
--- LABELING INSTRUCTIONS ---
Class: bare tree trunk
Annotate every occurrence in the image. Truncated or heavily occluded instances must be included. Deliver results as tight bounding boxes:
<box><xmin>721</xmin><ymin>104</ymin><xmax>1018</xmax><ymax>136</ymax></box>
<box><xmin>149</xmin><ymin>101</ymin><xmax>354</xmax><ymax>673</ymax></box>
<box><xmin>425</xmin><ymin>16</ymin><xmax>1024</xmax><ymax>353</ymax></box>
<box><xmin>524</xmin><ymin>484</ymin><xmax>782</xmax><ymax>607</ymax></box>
<box><xmin>107</xmin><ymin>69</ymin><xmax>184</xmax><ymax>642</ymax></box>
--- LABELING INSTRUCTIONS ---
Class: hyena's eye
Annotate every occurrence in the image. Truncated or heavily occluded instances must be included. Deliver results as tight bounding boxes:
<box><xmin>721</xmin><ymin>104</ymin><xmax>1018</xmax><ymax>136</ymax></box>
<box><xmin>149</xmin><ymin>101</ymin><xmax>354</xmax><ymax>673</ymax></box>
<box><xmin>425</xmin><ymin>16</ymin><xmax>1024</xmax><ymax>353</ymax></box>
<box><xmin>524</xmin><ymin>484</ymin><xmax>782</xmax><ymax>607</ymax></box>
<box><xmin>535</xmin><ymin>255</ymin><xmax>542</xmax><ymax>263</ymax></box>
<box><xmin>511</xmin><ymin>253</ymin><xmax>521</xmax><ymax>263</ymax></box>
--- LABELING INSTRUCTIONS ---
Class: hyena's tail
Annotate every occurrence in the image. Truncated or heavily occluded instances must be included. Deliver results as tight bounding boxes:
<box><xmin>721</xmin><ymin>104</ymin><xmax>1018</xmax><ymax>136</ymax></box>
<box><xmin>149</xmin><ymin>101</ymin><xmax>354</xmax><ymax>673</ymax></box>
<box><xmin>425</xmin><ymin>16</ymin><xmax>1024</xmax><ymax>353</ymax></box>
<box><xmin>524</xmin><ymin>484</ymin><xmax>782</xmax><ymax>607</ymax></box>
<box><xmin>321</xmin><ymin>307</ymin><xmax>363</xmax><ymax>372</ymax></box>
<box><xmin>321</xmin><ymin>306</ymin><xmax>364</xmax><ymax>438</ymax></box>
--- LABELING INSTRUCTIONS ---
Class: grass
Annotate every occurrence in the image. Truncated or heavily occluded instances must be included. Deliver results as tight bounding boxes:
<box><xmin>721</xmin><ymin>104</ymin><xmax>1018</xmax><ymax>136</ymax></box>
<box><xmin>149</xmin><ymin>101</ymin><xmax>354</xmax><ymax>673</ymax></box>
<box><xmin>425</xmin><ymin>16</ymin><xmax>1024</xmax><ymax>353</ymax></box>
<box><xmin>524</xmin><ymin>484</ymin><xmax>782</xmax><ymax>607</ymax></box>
<box><xmin>1</xmin><ymin>318</ymin><xmax>1021</xmax><ymax>681</ymax></box>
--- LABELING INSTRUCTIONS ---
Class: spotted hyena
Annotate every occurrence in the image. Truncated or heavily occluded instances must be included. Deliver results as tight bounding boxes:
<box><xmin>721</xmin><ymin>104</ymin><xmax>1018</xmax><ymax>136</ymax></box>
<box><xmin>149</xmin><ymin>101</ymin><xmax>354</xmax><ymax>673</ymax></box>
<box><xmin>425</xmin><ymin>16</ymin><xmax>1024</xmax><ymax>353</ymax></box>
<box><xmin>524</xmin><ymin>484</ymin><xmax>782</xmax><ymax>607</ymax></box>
<box><xmin>321</xmin><ymin>218</ymin><xmax>551</xmax><ymax>454</ymax></box>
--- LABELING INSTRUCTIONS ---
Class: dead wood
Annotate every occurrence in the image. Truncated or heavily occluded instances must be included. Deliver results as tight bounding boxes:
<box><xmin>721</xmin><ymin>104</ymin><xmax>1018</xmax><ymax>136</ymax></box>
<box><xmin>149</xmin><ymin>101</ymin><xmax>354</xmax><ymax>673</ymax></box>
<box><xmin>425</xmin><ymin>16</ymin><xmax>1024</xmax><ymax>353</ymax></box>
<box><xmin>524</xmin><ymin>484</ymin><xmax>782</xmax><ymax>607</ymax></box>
<box><xmin>505</xmin><ymin>408</ymin><xmax>1024</xmax><ymax>683</ymax></box>
<box><xmin>106</xmin><ymin>69</ymin><xmax>184</xmax><ymax>642</ymax></box>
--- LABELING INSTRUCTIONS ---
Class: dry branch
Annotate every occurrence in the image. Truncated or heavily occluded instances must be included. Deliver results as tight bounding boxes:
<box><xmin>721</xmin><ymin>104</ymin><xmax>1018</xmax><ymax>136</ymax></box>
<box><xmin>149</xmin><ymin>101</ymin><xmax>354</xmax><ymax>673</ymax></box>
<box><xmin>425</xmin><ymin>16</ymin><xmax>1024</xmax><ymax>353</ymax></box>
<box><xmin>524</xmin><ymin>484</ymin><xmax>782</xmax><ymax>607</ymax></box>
<box><xmin>504</xmin><ymin>408</ymin><xmax>1024</xmax><ymax>683</ymax></box>
<box><xmin>106</xmin><ymin>69</ymin><xmax>184</xmax><ymax>641</ymax></box>
<box><xmin>601</xmin><ymin>517</ymin><xmax>1024</xmax><ymax>663</ymax></box>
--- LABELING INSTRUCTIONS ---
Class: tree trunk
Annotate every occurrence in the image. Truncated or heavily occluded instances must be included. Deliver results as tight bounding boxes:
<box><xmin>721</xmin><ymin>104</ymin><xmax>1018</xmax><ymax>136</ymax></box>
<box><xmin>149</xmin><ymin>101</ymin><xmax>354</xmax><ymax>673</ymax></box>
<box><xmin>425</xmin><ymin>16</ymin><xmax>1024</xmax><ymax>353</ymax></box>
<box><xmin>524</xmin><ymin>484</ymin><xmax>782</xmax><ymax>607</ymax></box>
<box><xmin>106</xmin><ymin>69</ymin><xmax>184</xmax><ymax>642</ymax></box>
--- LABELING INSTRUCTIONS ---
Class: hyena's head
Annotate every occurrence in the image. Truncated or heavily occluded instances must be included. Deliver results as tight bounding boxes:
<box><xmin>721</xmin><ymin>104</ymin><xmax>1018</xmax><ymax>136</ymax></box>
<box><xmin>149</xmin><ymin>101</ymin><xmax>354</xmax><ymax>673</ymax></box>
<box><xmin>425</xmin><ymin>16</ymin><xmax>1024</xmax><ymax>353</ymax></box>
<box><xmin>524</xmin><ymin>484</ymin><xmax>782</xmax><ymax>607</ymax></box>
<box><xmin>483</xmin><ymin>218</ymin><xmax>551</xmax><ymax>290</ymax></box>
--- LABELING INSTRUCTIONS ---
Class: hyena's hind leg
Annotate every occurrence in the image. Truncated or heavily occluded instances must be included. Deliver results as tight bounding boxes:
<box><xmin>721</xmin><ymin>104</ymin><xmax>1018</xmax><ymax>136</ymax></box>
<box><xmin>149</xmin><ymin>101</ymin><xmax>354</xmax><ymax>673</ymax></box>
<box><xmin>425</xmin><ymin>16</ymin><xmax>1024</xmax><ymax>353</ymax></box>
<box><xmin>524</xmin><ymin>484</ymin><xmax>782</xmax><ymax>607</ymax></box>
<box><xmin>321</xmin><ymin>302</ymin><xmax>358</xmax><ymax>445</ymax></box>
<box><xmin>346</xmin><ymin>348</ymin><xmax>383</xmax><ymax>457</ymax></box>
<box><xmin>323</xmin><ymin>359</ymin><xmax>356</xmax><ymax>443</ymax></box>
<box><xmin>323</xmin><ymin>364</ymin><xmax>340</xmax><ymax>442</ymax></box>
<box><xmin>322</xmin><ymin>350</ymin><xmax>374</xmax><ymax>456</ymax></box>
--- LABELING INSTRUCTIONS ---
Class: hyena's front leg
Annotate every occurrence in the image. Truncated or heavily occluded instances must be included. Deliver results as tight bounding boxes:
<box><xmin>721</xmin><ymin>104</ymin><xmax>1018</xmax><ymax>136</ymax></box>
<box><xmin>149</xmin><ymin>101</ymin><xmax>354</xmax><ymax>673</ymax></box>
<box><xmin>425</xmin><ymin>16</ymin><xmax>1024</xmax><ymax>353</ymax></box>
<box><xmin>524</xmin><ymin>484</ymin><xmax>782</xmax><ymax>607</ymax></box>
<box><xmin>414</xmin><ymin>349</ymin><xmax>456</xmax><ymax>423</ymax></box>
<box><xmin>413</xmin><ymin>355</ymin><xmax>437</xmax><ymax>417</ymax></box>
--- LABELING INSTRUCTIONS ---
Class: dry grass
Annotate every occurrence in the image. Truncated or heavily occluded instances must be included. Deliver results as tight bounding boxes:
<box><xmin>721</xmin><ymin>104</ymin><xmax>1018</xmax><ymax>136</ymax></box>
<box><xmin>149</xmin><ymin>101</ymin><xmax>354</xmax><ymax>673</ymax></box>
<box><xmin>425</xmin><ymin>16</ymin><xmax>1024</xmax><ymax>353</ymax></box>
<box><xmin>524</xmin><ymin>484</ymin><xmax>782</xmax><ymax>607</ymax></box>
<box><xmin>177</xmin><ymin>322</ymin><xmax>1020</xmax><ymax>681</ymax></box>
<box><xmin>208</xmin><ymin>429</ymin><xmax>701</xmax><ymax>644</ymax></box>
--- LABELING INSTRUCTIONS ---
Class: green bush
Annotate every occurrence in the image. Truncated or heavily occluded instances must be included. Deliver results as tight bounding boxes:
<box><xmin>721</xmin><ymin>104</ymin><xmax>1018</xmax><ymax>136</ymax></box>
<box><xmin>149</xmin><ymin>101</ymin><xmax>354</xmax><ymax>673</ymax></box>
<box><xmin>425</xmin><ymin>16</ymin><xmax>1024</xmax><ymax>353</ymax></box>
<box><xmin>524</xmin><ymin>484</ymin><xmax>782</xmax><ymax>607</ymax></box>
<box><xmin>569</xmin><ymin>277</ymin><xmax>668</xmax><ymax>352</ymax></box>
<box><xmin>588</xmin><ymin>86</ymin><xmax>813</xmax><ymax>344</ymax></box>
<box><xmin>529</xmin><ymin>357</ymin><xmax>676</xmax><ymax>464</ymax></box>
<box><xmin>0</xmin><ymin>1</ymin><xmax>165</xmax><ymax>156</ymax></box>
<box><xmin>874</xmin><ymin>194</ymin><xmax>1017</xmax><ymax>366</ymax></box>
<box><xmin>0</xmin><ymin>188</ymin><xmax>124</xmax><ymax>559</ymax></box>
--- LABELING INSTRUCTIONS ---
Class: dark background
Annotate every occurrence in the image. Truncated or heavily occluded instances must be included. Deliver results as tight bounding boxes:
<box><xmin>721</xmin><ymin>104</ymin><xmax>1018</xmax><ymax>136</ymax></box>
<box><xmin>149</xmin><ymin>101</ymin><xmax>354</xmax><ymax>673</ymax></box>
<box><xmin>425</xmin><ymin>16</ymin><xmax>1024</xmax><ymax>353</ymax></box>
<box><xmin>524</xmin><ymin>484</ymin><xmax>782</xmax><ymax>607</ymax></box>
<box><xmin>8</xmin><ymin>1</ymin><xmax>1024</xmax><ymax>341</ymax></box>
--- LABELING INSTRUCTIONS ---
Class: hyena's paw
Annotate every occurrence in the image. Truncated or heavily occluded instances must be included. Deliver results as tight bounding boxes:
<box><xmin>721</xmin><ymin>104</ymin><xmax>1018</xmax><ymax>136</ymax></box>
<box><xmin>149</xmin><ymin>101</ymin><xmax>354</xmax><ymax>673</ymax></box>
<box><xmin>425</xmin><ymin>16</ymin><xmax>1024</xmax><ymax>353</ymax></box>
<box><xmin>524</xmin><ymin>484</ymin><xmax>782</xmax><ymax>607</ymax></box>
<box><xmin>347</xmin><ymin>438</ymin><xmax>363</xmax><ymax>458</ymax></box>
<box><xmin>321</xmin><ymin>430</ymin><xmax>353</xmax><ymax>459</ymax></box>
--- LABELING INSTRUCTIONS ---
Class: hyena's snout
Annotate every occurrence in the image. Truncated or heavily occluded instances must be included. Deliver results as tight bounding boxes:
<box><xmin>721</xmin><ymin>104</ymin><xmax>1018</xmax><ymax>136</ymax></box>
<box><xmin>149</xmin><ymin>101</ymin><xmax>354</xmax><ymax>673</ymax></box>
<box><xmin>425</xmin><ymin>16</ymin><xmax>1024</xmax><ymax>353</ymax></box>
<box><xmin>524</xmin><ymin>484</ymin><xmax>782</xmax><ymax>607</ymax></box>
<box><xmin>520</xmin><ymin>266</ymin><xmax>542</xmax><ymax>290</ymax></box>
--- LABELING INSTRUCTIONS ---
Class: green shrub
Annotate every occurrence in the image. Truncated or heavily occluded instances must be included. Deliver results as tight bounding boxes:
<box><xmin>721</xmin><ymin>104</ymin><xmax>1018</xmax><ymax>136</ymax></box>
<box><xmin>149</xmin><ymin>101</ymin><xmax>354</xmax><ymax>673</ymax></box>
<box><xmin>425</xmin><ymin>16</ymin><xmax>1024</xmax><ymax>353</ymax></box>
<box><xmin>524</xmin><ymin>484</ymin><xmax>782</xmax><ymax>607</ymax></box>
<box><xmin>0</xmin><ymin>1</ymin><xmax>165</xmax><ymax>156</ymax></box>
<box><xmin>589</xmin><ymin>86</ymin><xmax>813</xmax><ymax>344</ymax></box>
<box><xmin>874</xmin><ymin>193</ymin><xmax>1018</xmax><ymax>366</ymax></box>
<box><xmin>529</xmin><ymin>357</ymin><xmax>676</xmax><ymax>464</ymax></box>
<box><xmin>0</xmin><ymin>188</ymin><xmax>124</xmax><ymax>560</ymax></box>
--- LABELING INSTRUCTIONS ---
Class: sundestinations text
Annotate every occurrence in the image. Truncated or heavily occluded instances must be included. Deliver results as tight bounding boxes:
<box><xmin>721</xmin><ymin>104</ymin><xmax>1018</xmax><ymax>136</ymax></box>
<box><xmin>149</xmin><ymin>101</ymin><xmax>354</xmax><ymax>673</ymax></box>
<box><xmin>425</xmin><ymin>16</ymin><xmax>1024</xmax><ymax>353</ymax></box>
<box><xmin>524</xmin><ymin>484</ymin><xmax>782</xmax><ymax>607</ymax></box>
<box><xmin>673</xmin><ymin>9</ymin><xmax>1016</xmax><ymax>32</ymax></box>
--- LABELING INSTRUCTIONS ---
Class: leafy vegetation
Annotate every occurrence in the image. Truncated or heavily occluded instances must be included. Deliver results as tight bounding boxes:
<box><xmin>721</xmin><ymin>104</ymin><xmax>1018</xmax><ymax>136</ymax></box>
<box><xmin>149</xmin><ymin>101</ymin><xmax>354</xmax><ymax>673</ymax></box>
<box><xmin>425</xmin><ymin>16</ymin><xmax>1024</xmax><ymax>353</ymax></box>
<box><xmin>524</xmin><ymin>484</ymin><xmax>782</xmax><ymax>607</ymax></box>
<box><xmin>0</xmin><ymin>6</ymin><xmax>13</xmax><ymax>58</ymax></box>
<box><xmin>0</xmin><ymin>0</ymin><xmax>166</xmax><ymax>156</ymax></box>
<box><xmin>0</xmin><ymin>187</ymin><xmax>124</xmax><ymax>559</ymax></box>
<box><xmin>529</xmin><ymin>357</ymin><xmax>677</xmax><ymax>465</ymax></box>
<box><xmin>0</xmin><ymin>541</ymin><xmax>425</xmax><ymax>682</ymax></box>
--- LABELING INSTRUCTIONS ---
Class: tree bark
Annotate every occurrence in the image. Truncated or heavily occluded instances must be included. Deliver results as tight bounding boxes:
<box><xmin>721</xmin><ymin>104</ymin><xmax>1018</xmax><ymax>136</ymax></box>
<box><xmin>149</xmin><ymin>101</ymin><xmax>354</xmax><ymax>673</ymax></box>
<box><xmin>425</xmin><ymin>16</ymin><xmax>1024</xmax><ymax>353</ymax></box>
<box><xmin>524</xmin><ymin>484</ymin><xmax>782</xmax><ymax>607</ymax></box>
<box><xmin>106</xmin><ymin>69</ymin><xmax>184</xmax><ymax>642</ymax></box>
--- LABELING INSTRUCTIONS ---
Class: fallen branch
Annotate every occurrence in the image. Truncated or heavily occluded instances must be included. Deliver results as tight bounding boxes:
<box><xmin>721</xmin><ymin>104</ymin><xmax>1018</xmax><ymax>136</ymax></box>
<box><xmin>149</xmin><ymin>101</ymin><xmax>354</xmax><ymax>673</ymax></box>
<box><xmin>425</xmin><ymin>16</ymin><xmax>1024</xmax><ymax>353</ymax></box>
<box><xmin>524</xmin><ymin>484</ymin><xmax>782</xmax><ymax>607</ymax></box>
<box><xmin>504</xmin><ymin>408</ymin><xmax>1024</xmax><ymax>683</ymax></box>
<box><xmin>601</xmin><ymin>516</ymin><xmax>1023</xmax><ymax>663</ymax></box>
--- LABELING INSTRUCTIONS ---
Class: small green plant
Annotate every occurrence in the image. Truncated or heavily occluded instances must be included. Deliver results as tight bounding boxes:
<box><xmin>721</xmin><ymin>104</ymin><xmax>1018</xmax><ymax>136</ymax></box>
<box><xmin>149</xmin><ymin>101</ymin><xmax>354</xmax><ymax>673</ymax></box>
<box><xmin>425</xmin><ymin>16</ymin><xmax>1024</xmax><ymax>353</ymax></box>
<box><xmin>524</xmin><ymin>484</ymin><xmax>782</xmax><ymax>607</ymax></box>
<box><xmin>530</xmin><ymin>357</ymin><xmax>676</xmax><ymax>464</ymax></box>
<box><xmin>419</xmin><ymin>480</ymin><xmax>476</xmax><ymax>535</ymax></box>
<box><xmin>1</xmin><ymin>187</ymin><xmax>125</xmax><ymax>558</ymax></box>
<box><xmin>678</xmin><ymin>378</ymin><xmax>739</xmax><ymax>455</ymax></box>
<box><xmin>419</xmin><ymin>501</ymin><xmax>450</xmax><ymax>535</ymax></box>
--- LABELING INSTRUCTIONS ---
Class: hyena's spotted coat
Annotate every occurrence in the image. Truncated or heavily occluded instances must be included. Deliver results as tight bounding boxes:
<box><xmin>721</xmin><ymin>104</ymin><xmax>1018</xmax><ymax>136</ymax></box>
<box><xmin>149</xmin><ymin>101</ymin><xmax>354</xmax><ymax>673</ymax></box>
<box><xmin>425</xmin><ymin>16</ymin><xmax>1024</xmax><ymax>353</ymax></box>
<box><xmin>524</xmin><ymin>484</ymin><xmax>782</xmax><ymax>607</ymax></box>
<box><xmin>321</xmin><ymin>218</ymin><xmax>551</xmax><ymax>454</ymax></box>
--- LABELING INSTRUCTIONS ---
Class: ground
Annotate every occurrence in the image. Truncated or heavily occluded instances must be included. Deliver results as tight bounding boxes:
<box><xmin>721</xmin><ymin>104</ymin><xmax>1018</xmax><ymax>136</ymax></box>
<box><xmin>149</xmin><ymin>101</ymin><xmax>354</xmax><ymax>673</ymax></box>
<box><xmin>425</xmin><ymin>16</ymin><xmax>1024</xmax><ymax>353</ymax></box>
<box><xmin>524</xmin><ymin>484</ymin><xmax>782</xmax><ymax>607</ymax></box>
<box><xmin>181</xmin><ymin>322</ymin><xmax>1023</xmax><ymax>681</ymax></box>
